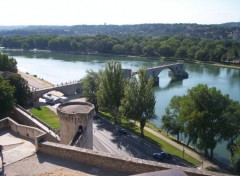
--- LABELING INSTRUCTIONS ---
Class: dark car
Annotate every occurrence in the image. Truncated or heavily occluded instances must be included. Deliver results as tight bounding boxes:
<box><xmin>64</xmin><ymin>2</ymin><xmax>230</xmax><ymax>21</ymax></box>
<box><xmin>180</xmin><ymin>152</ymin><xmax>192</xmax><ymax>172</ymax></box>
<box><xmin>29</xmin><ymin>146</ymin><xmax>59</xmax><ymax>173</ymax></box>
<box><xmin>118</xmin><ymin>128</ymin><xmax>127</xmax><ymax>135</ymax></box>
<box><xmin>153</xmin><ymin>152</ymin><xmax>172</xmax><ymax>161</ymax></box>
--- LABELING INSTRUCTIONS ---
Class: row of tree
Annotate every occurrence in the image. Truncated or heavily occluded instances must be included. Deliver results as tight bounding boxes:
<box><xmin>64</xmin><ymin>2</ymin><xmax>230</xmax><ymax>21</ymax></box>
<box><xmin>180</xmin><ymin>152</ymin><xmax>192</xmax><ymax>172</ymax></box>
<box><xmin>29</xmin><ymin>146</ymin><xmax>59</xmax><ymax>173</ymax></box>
<box><xmin>81</xmin><ymin>60</ymin><xmax>156</xmax><ymax>137</ymax></box>
<box><xmin>161</xmin><ymin>84</ymin><xmax>240</xmax><ymax>163</ymax></box>
<box><xmin>1</xmin><ymin>35</ymin><xmax>240</xmax><ymax>63</ymax></box>
<box><xmin>0</xmin><ymin>54</ymin><xmax>31</xmax><ymax>117</ymax></box>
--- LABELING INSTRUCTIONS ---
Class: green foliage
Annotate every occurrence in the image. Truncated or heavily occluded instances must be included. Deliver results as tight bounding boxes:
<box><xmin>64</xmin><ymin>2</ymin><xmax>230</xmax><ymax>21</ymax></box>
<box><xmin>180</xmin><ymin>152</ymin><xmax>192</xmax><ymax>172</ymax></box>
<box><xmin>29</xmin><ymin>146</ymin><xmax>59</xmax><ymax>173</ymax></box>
<box><xmin>0</xmin><ymin>76</ymin><xmax>15</xmax><ymax>117</ymax></box>
<box><xmin>120</xmin><ymin>68</ymin><xmax>156</xmax><ymax>137</ymax></box>
<box><xmin>81</xmin><ymin>70</ymin><xmax>100</xmax><ymax>111</ymax></box>
<box><xmin>1</xmin><ymin>35</ymin><xmax>240</xmax><ymax>63</ymax></box>
<box><xmin>6</xmin><ymin>73</ymin><xmax>32</xmax><ymax>106</ymax></box>
<box><xmin>0</xmin><ymin>54</ymin><xmax>18</xmax><ymax>72</ymax></box>
<box><xmin>162</xmin><ymin>84</ymin><xmax>238</xmax><ymax>160</ymax></box>
<box><xmin>30</xmin><ymin>107</ymin><xmax>60</xmax><ymax>129</ymax></box>
<box><xmin>97</xmin><ymin>60</ymin><xmax>125</xmax><ymax>122</ymax></box>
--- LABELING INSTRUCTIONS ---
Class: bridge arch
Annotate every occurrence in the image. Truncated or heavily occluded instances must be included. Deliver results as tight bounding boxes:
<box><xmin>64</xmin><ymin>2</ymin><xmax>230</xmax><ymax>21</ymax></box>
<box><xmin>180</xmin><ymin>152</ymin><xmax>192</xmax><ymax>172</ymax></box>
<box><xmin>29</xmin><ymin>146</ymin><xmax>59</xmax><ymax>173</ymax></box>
<box><xmin>31</xmin><ymin>82</ymin><xmax>82</xmax><ymax>104</ymax></box>
<box><xmin>131</xmin><ymin>63</ymin><xmax>188</xmax><ymax>86</ymax></box>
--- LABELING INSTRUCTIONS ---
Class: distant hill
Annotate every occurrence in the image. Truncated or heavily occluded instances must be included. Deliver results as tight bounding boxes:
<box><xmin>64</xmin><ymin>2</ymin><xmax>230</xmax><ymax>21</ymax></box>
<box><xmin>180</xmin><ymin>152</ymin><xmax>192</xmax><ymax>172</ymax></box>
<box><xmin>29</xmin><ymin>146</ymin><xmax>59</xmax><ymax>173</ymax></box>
<box><xmin>0</xmin><ymin>23</ymin><xmax>240</xmax><ymax>39</ymax></box>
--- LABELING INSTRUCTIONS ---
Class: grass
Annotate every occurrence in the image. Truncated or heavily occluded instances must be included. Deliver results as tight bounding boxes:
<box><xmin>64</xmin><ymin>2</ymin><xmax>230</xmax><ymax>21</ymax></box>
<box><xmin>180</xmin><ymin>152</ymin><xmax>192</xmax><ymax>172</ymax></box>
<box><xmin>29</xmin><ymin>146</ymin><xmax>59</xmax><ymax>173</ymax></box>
<box><xmin>100</xmin><ymin>111</ymin><xmax>201</xmax><ymax>167</ymax></box>
<box><xmin>30</xmin><ymin>106</ymin><xmax>60</xmax><ymax>130</ymax></box>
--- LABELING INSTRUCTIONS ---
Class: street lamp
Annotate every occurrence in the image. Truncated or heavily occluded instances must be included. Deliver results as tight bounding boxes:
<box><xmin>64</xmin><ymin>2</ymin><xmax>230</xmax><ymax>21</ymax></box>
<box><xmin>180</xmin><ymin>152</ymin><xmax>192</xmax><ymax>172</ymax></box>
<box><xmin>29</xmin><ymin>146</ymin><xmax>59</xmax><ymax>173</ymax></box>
<box><xmin>182</xmin><ymin>135</ymin><xmax>185</xmax><ymax>159</ymax></box>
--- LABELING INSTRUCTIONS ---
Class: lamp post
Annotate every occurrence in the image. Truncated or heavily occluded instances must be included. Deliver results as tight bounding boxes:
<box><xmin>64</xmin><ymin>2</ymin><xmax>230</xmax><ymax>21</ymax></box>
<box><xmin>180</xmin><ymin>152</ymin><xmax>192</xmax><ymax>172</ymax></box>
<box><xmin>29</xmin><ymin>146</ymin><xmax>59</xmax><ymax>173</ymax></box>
<box><xmin>182</xmin><ymin>135</ymin><xmax>185</xmax><ymax>159</ymax></box>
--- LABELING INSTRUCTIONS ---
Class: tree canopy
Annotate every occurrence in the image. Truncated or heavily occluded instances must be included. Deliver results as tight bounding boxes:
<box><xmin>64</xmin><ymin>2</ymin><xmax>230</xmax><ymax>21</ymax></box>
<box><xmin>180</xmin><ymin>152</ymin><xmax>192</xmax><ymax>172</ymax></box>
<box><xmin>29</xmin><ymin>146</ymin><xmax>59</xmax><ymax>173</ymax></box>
<box><xmin>0</xmin><ymin>54</ymin><xmax>17</xmax><ymax>72</ymax></box>
<box><xmin>0</xmin><ymin>76</ymin><xmax>15</xmax><ymax>117</ymax></box>
<box><xmin>120</xmin><ymin>68</ymin><xmax>156</xmax><ymax>137</ymax></box>
<box><xmin>1</xmin><ymin>35</ymin><xmax>240</xmax><ymax>63</ymax></box>
<box><xmin>6</xmin><ymin>73</ymin><xmax>32</xmax><ymax>106</ymax></box>
<box><xmin>97</xmin><ymin>60</ymin><xmax>125</xmax><ymax>122</ymax></box>
<box><xmin>81</xmin><ymin>70</ymin><xmax>100</xmax><ymax>112</ymax></box>
<box><xmin>161</xmin><ymin>84</ymin><xmax>240</xmax><ymax>161</ymax></box>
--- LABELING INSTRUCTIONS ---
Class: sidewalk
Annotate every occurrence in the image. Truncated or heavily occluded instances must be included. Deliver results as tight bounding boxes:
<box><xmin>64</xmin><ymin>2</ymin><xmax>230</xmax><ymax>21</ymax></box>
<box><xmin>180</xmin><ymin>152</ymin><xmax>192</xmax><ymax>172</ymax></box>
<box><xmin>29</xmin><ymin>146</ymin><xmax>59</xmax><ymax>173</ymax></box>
<box><xmin>143</xmin><ymin>126</ymin><xmax>217</xmax><ymax>170</ymax></box>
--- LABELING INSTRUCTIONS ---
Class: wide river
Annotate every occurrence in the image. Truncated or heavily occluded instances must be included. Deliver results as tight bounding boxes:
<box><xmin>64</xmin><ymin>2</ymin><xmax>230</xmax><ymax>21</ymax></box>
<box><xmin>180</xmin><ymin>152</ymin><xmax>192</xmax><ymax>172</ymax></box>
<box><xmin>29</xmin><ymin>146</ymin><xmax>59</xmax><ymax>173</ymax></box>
<box><xmin>2</xmin><ymin>49</ymin><xmax>240</xmax><ymax>164</ymax></box>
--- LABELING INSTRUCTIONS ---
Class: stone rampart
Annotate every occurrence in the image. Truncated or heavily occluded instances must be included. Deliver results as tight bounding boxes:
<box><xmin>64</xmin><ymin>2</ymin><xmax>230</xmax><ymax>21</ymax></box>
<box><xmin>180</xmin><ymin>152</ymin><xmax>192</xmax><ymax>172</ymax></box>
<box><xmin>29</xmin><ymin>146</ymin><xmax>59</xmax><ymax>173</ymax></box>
<box><xmin>9</xmin><ymin>107</ymin><xmax>59</xmax><ymax>143</ymax></box>
<box><xmin>0</xmin><ymin>117</ymin><xmax>46</xmax><ymax>149</ymax></box>
<box><xmin>38</xmin><ymin>141</ymin><xmax>213</xmax><ymax>176</ymax></box>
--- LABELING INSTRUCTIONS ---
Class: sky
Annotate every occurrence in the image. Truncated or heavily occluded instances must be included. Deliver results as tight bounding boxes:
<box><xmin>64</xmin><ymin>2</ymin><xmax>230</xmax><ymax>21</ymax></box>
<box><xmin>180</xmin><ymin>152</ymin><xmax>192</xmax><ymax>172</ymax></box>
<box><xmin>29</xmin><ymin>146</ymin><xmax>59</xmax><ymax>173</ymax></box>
<box><xmin>0</xmin><ymin>0</ymin><xmax>239</xmax><ymax>26</ymax></box>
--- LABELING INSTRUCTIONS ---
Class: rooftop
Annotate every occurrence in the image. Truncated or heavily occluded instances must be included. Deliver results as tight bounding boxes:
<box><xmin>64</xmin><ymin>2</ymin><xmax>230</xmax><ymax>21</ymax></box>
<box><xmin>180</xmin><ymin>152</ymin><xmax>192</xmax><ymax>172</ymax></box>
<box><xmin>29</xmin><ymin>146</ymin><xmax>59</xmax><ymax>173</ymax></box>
<box><xmin>57</xmin><ymin>102</ymin><xmax>95</xmax><ymax>115</ymax></box>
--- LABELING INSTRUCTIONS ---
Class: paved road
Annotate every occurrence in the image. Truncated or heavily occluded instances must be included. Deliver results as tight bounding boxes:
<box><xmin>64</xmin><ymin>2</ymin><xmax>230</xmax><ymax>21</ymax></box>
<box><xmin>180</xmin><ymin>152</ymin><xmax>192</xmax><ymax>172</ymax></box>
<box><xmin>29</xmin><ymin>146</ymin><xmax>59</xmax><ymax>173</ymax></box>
<box><xmin>92</xmin><ymin>116</ymin><xmax>187</xmax><ymax>167</ymax></box>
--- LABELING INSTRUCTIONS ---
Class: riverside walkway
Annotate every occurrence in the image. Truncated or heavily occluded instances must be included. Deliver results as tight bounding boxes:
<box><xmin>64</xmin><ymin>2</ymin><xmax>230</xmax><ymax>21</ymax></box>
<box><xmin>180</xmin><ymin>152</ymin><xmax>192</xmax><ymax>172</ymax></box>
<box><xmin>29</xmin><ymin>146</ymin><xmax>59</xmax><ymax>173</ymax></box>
<box><xmin>142</xmin><ymin>126</ymin><xmax>219</xmax><ymax>171</ymax></box>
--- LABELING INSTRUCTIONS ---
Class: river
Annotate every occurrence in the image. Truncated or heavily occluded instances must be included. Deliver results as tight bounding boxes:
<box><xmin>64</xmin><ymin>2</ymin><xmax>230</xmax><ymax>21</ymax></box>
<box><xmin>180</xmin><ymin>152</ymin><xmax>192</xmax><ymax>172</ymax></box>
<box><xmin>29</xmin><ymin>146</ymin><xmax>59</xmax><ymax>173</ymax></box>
<box><xmin>1</xmin><ymin>49</ymin><xmax>240</xmax><ymax>165</ymax></box>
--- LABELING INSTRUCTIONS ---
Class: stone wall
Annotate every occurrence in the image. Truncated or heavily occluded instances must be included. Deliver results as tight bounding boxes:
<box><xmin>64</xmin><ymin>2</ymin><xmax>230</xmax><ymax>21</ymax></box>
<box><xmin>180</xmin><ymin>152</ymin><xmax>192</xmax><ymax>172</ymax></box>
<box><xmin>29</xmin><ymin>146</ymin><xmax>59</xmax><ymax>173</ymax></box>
<box><xmin>31</xmin><ymin>82</ymin><xmax>82</xmax><ymax>103</ymax></box>
<box><xmin>9</xmin><ymin>107</ymin><xmax>59</xmax><ymax>143</ymax></box>
<box><xmin>0</xmin><ymin>117</ymin><xmax>46</xmax><ymax>149</ymax></box>
<box><xmin>57</xmin><ymin>101</ymin><xmax>95</xmax><ymax>149</ymax></box>
<box><xmin>38</xmin><ymin>141</ymin><xmax>213</xmax><ymax>176</ymax></box>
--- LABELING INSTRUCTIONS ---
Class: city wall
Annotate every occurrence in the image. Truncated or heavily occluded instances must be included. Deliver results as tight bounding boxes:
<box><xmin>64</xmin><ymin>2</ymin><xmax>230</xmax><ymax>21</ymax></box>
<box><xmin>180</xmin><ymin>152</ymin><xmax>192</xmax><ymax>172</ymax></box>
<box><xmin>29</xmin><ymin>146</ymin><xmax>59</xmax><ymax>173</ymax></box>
<box><xmin>0</xmin><ymin>117</ymin><xmax>46</xmax><ymax>149</ymax></box>
<box><xmin>38</xmin><ymin>141</ymin><xmax>213</xmax><ymax>176</ymax></box>
<box><xmin>9</xmin><ymin>106</ymin><xmax>59</xmax><ymax>143</ymax></box>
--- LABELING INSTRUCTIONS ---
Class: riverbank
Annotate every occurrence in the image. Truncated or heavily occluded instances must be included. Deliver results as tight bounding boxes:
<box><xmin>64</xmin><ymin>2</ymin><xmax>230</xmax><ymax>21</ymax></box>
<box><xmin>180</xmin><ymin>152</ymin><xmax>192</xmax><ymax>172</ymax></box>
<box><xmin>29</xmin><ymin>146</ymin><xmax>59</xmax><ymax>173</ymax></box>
<box><xmin>3</xmin><ymin>48</ymin><xmax>240</xmax><ymax>70</ymax></box>
<box><xmin>18</xmin><ymin>71</ymin><xmax>53</xmax><ymax>89</ymax></box>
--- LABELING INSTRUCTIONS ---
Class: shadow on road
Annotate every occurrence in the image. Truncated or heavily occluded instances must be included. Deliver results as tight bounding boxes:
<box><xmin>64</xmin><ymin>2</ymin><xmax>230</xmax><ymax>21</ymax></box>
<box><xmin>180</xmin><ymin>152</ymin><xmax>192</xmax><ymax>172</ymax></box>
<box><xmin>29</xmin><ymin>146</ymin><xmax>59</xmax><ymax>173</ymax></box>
<box><xmin>93</xmin><ymin>115</ymin><xmax>184</xmax><ymax>166</ymax></box>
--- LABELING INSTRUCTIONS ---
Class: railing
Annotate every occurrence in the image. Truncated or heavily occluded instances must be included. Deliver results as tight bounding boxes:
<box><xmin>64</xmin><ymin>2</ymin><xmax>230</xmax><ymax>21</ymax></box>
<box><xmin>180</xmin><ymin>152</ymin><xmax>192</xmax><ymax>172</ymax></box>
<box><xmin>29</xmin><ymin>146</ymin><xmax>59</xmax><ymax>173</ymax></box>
<box><xmin>32</xmin><ymin>80</ymin><xmax>81</xmax><ymax>92</ymax></box>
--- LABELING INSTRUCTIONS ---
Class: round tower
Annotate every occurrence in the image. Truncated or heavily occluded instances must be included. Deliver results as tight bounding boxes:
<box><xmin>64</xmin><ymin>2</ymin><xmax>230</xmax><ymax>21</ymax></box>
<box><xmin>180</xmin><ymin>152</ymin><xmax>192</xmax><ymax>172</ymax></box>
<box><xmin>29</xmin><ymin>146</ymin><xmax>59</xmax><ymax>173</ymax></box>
<box><xmin>57</xmin><ymin>101</ymin><xmax>95</xmax><ymax>149</ymax></box>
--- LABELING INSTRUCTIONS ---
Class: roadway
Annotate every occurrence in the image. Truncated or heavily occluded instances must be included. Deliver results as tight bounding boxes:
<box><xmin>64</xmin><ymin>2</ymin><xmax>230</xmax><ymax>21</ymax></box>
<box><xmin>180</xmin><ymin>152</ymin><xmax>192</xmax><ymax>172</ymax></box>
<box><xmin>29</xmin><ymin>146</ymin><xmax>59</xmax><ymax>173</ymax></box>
<box><xmin>92</xmin><ymin>116</ymin><xmax>188</xmax><ymax>167</ymax></box>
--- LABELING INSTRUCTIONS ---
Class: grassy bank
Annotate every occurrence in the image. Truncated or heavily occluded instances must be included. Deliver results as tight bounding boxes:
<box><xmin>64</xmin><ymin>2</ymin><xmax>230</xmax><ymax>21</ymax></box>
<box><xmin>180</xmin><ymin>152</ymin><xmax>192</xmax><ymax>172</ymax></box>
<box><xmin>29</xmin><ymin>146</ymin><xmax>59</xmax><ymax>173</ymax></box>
<box><xmin>30</xmin><ymin>106</ymin><xmax>60</xmax><ymax>130</ymax></box>
<box><xmin>100</xmin><ymin>111</ymin><xmax>201</xmax><ymax>167</ymax></box>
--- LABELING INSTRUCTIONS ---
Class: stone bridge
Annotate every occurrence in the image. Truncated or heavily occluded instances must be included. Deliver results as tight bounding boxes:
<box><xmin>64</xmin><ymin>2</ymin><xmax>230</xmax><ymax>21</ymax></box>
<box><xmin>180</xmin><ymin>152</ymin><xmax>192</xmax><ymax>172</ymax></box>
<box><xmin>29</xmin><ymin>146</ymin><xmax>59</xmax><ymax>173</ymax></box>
<box><xmin>31</xmin><ymin>81</ymin><xmax>82</xmax><ymax>104</ymax></box>
<box><xmin>127</xmin><ymin>63</ymin><xmax>188</xmax><ymax>85</ymax></box>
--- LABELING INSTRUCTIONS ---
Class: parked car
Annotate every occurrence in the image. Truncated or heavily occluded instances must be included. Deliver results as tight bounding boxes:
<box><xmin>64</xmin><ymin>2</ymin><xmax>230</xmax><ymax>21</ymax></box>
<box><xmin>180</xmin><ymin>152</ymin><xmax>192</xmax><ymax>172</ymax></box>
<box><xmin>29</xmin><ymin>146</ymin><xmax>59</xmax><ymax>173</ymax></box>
<box><xmin>152</xmin><ymin>152</ymin><xmax>172</xmax><ymax>161</ymax></box>
<box><xmin>118</xmin><ymin>128</ymin><xmax>127</xmax><ymax>135</ymax></box>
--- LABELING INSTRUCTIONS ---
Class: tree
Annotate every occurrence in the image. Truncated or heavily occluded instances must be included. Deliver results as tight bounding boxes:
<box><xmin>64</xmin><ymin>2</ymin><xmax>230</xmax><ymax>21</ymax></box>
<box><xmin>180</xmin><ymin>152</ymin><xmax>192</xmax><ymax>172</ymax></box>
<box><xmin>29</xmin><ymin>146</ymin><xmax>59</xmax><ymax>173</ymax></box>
<box><xmin>0</xmin><ymin>54</ymin><xmax>18</xmax><ymax>73</ymax></box>
<box><xmin>97</xmin><ymin>60</ymin><xmax>125</xmax><ymax>122</ymax></box>
<box><xmin>175</xmin><ymin>47</ymin><xmax>188</xmax><ymax>59</ymax></box>
<box><xmin>81</xmin><ymin>70</ymin><xmax>100</xmax><ymax>112</ymax></box>
<box><xmin>165</xmin><ymin>84</ymin><xmax>231</xmax><ymax>160</ymax></box>
<box><xmin>222</xmin><ymin>100</ymin><xmax>240</xmax><ymax>158</ymax></box>
<box><xmin>112</xmin><ymin>44</ymin><xmax>125</xmax><ymax>54</ymax></box>
<box><xmin>6</xmin><ymin>73</ymin><xmax>32</xmax><ymax>106</ymax></box>
<box><xmin>0</xmin><ymin>76</ymin><xmax>15</xmax><ymax>117</ymax></box>
<box><xmin>158</xmin><ymin>45</ymin><xmax>175</xmax><ymax>57</ymax></box>
<box><xmin>161</xmin><ymin>96</ymin><xmax>184</xmax><ymax>141</ymax></box>
<box><xmin>120</xmin><ymin>68</ymin><xmax>156</xmax><ymax>137</ymax></box>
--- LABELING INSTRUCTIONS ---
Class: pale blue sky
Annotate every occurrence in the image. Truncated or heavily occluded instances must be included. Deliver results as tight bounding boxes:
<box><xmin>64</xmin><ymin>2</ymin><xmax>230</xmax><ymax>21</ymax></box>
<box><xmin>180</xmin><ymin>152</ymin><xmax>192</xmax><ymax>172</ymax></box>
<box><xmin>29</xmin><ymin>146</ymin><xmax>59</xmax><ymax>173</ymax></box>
<box><xmin>1</xmin><ymin>0</ymin><xmax>239</xmax><ymax>25</ymax></box>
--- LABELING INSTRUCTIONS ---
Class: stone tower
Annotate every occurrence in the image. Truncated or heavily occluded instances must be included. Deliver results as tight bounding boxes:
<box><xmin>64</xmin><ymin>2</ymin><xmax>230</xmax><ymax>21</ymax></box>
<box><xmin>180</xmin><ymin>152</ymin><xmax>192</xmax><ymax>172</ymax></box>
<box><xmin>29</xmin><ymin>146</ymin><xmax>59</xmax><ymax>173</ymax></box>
<box><xmin>57</xmin><ymin>101</ymin><xmax>95</xmax><ymax>149</ymax></box>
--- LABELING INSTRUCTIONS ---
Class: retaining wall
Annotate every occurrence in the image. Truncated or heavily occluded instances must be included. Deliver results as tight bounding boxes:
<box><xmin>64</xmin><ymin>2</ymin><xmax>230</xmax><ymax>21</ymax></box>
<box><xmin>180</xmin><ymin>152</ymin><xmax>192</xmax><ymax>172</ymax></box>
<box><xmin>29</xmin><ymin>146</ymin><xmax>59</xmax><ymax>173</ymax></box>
<box><xmin>0</xmin><ymin>117</ymin><xmax>46</xmax><ymax>149</ymax></box>
<box><xmin>9</xmin><ymin>106</ymin><xmax>59</xmax><ymax>143</ymax></box>
<box><xmin>38</xmin><ymin>141</ymin><xmax>213</xmax><ymax>176</ymax></box>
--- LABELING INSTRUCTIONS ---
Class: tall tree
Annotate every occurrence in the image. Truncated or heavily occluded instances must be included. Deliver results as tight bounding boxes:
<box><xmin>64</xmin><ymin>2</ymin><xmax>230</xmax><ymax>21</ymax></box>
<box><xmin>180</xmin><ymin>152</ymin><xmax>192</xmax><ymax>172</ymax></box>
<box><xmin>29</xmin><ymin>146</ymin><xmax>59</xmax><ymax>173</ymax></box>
<box><xmin>120</xmin><ymin>68</ymin><xmax>156</xmax><ymax>137</ymax></box>
<box><xmin>0</xmin><ymin>76</ymin><xmax>15</xmax><ymax>117</ymax></box>
<box><xmin>222</xmin><ymin>100</ymin><xmax>240</xmax><ymax>158</ymax></box>
<box><xmin>81</xmin><ymin>70</ymin><xmax>100</xmax><ymax>112</ymax></box>
<box><xmin>161</xmin><ymin>96</ymin><xmax>185</xmax><ymax>141</ymax></box>
<box><xmin>0</xmin><ymin>54</ymin><xmax>17</xmax><ymax>73</ymax></box>
<box><xmin>6</xmin><ymin>73</ymin><xmax>32</xmax><ymax>106</ymax></box>
<box><xmin>164</xmin><ymin>84</ymin><xmax>231</xmax><ymax>160</ymax></box>
<box><xmin>97</xmin><ymin>60</ymin><xmax>125</xmax><ymax>122</ymax></box>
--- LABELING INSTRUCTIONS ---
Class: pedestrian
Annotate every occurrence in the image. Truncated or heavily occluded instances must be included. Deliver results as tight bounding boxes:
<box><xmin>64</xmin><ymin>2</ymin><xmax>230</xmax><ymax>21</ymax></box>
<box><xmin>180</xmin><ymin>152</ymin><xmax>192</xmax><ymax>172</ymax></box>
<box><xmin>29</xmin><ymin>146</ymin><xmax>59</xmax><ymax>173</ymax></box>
<box><xmin>0</xmin><ymin>145</ymin><xmax>5</xmax><ymax>168</ymax></box>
